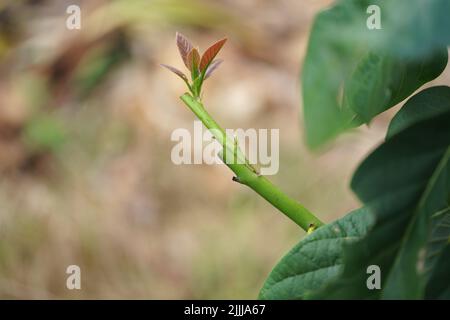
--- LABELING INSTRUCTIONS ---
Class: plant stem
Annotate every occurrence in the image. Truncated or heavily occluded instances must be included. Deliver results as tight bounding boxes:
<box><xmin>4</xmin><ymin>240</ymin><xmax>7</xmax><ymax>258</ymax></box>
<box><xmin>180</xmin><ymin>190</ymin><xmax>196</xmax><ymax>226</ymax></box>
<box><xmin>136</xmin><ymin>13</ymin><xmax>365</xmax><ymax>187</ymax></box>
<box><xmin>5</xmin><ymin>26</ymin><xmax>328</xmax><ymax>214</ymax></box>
<box><xmin>180</xmin><ymin>93</ymin><xmax>324</xmax><ymax>232</ymax></box>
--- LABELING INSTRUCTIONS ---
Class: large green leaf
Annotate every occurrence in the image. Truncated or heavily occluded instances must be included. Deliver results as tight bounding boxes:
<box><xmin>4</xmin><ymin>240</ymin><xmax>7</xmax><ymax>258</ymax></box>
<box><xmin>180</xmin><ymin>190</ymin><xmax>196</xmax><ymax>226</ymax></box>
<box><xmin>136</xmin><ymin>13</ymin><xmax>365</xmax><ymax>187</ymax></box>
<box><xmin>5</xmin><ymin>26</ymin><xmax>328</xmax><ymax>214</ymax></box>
<box><xmin>312</xmin><ymin>87</ymin><xmax>450</xmax><ymax>299</ymax></box>
<box><xmin>387</xmin><ymin>86</ymin><xmax>450</xmax><ymax>138</ymax></box>
<box><xmin>302</xmin><ymin>0</ymin><xmax>449</xmax><ymax>148</ymax></box>
<box><xmin>259</xmin><ymin>207</ymin><xmax>373</xmax><ymax>300</ymax></box>
<box><xmin>368</xmin><ymin>0</ymin><xmax>450</xmax><ymax>59</ymax></box>
<box><xmin>424</xmin><ymin>209</ymin><xmax>450</xmax><ymax>299</ymax></box>
<box><xmin>345</xmin><ymin>51</ymin><xmax>448</xmax><ymax>123</ymax></box>
<box><xmin>425</xmin><ymin>246</ymin><xmax>450</xmax><ymax>299</ymax></box>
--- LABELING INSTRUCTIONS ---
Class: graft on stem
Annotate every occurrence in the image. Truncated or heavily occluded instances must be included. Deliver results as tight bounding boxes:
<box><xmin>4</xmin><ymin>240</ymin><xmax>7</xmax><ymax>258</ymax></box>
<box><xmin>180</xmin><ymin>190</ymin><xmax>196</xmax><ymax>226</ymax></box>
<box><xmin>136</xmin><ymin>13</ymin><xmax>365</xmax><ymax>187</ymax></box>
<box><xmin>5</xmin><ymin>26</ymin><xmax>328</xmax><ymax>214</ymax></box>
<box><xmin>180</xmin><ymin>93</ymin><xmax>324</xmax><ymax>232</ymax></box>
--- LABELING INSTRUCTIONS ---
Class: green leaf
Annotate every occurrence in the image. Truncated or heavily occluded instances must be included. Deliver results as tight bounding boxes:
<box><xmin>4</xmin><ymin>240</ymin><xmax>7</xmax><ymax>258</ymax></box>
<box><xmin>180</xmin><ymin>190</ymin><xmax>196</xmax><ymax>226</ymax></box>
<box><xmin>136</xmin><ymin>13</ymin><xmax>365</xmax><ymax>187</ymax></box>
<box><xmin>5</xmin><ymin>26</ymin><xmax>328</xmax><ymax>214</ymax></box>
<box><xmin>259</xmin><ymin>207</ymin><xmax>374</xmax><ymax>300</ymax></box>
<box><xmin>424</xmin><ymin>208</ymin><xmax>450</xmax><ymax>299</ymax></box>
<box><xmin>425</xmin><ymin>244</ymin><xmax>450</xmax><ymax>299</ymax></box>
<box><xmin>387</xmin><ymin>86</ymin><xmax>450</xmax><ymax>139</ymax></box>
<box><xmin>302</xmin><ymin>0</ymin><xmax>449</xmax><ymax>148</ymax></box>
<box><xmin>368</xmin><ymin>0</ymin><xmax>450</xmax><ymax>59</ymax></box>
<box><xmin>425</xmin><ymin>209</ymin><xmax>450</xmax><ymax>271</ymax></box>
<box><xmin>345</xmin><ymin>50</ymin><xmax>448</xmax><ymax>123</ymax></box>
<box><xmin>313</xmin><ymin>87</ymin><xmax>450</xmax><ymax>299</ymax></box>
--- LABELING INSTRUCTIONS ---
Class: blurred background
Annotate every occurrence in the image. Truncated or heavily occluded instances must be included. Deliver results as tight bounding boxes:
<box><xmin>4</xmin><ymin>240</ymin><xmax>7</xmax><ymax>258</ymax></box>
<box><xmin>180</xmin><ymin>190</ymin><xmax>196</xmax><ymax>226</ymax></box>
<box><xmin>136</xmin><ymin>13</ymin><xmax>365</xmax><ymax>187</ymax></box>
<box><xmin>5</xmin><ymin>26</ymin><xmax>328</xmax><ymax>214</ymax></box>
<box><xmin>0</xmin><ymin>0</ymin><xmax>449</xmax><ymax>299</ymax></box>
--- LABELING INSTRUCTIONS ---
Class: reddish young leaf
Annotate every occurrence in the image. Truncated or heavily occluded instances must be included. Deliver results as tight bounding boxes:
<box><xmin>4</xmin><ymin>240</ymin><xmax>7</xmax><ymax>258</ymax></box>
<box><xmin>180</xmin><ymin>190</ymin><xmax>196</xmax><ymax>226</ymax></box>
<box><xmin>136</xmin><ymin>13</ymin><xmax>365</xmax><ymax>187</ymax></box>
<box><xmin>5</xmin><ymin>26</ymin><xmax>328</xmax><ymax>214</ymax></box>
<box><xmin>204</xmin><ymin>59</ymin><xmax>223</xmax><ymax>79</ymax></box>
<box><xmin>176</xmin><ymin>32</ymin><xmax>193</xmax><ymax>69</ymax></box>
<box><xmin>160</xmin><ymin>64</ymin><xmax>188</xmax><ymax>82</ymax></box>
<box><xmin>187</xmin><ymin>48</ymin><xmax>200</xmax><ymax>73</ymax></box>
<box><xmin>199</xmin><ymin>38</ymin><xmax>227</xmax><ymax>73</ymax></box>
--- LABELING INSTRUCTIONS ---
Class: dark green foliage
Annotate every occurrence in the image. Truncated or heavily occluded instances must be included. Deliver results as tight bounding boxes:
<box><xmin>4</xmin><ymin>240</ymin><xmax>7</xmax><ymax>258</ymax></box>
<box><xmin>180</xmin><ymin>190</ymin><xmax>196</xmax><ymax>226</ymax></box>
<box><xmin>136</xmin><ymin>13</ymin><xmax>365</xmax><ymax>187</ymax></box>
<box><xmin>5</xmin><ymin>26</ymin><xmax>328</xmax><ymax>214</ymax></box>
<box><xmin>262</xmin><ymin>0</ymin><xmax>450</xmax><ymax>299</ymax></box>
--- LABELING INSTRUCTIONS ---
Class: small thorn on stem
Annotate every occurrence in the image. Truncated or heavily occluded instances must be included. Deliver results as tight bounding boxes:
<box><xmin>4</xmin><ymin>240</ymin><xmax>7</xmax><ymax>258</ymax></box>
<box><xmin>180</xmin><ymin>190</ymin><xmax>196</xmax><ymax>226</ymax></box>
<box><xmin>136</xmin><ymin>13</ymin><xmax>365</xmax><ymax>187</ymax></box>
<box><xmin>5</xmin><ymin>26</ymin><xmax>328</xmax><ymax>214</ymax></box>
<box><xmin>232</xmin><ymin>176</ymin><xmax>241</xmax><ymax>183</ymax></box>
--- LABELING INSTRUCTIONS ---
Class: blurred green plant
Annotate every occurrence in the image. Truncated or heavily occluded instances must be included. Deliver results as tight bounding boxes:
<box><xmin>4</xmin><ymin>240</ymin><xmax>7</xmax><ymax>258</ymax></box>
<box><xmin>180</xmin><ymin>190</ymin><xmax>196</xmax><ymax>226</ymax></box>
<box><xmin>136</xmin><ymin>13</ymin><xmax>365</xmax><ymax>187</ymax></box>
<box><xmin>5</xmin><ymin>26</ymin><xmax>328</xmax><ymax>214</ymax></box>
<box><xmin>302</xmin><ymin>0</ymin><xmax>449</xmax><ymax>148</ymax></box>
<box><xmin>261</xmin><ymin>0</ymin><xmax>450</xmax><ymax>300</ymax></box>
<box><xmin>23</xmin><ymin>115</ymin><xmax>67</xmax><ymax>153</ymax></box>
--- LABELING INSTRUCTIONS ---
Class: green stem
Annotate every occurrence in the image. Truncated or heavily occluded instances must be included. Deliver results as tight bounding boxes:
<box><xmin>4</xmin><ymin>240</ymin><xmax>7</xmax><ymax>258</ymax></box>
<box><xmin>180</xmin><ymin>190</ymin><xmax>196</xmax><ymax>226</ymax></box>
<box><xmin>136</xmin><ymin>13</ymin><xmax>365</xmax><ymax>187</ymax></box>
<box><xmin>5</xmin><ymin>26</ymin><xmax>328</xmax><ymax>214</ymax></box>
<box><xmin>180</xmin><ymin>93</ymin><xmax>324</xmax><ymax>232</ymax></box>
